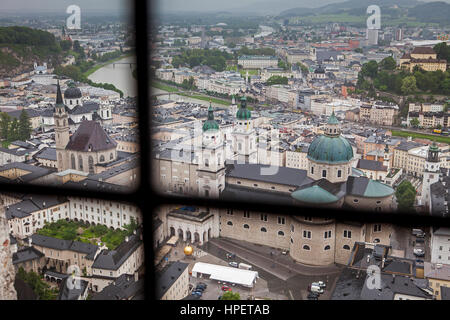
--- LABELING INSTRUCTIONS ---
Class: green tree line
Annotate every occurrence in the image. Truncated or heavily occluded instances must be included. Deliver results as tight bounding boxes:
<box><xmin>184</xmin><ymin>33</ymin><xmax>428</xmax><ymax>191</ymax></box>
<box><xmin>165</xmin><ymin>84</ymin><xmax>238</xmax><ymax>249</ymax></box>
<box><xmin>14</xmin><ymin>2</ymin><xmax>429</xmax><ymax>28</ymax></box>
<box><xmin>171</xmin><ymin>48</ymin><xmax>233</xmax><ymax>72</ymax></box>
<box><xmin>0</xmin><ymin>110</ymin><xmax>32</xmax><ymax>145</ymax></box>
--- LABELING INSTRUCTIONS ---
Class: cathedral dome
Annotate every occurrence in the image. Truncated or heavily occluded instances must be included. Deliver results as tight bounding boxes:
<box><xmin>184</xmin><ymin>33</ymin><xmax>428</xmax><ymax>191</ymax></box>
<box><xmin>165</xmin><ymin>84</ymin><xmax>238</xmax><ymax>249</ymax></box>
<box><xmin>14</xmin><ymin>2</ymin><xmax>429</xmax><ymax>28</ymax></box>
<box><xmin>64</xmin><ymin>86</ymin><xmax>82</xmax><ymax>99</ymax></box>
<box><xmin>307</xmin><ymin>112</ymin><xmax>353</xmax><ymax>164</ymax></box>
<box><xmin>307</xmin><ymin>135</ymin><xmax>353</xmax><ymax>164</ymax></box>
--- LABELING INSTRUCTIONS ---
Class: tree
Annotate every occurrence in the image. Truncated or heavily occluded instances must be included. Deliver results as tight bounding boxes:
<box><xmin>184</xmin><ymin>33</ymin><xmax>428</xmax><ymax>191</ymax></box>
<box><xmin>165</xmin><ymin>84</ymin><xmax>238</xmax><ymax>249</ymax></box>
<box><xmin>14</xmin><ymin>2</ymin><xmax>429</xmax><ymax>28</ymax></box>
<box><xmin>395</xmin><ymin>180</ymin><xmax>416</xmax><ymax>213</ymax></box>
<box><xmin>0</xmin><ymin>112</ymin><xmax>11</xmax><ymax>140</ymax></box>
<box><xmin>8</xmin><ymin>118</ymin><xmax>19</xmax><ymax>141</ymax></box>
<box><xmin>379</xmin><ymin>56</ymin><xmax>396</xmax><ymax>70</ymax></box>
<box><xmin>296</xmin><ymin>62</ymin><xmax>309</xmax><ymax>75</ymax></box>
<box><xmin>409</xmin><ymin>118</ymin><xmax>420</xmax><ymax>128</ymax></box>
<box><xmin>401</xmin><ymin>76</ymin><xmax>418</xmax><ymax>95</ymax></box>
<box><xmin>361</xmin><ymin>60</ymin><xmax>378</xmax><ymax>78</ymax></box>
<box><xmin>18</xmin><ymin>110</ymin><xmax>32</xmax><ymax>141</ymax></box>
<box><xmin>60</xmin><ymin>39</ymin><xmax>72</xmax><ymax>51</ymax></box>
<box><xmin>266</xmin><ymin>76</ymin><xmax>288</xmax><ymax>86</ymax></box>
<box><xmin>221</xmin><ymin>291</ymin><xmax>240</xmax><ymax>300</ymax></box>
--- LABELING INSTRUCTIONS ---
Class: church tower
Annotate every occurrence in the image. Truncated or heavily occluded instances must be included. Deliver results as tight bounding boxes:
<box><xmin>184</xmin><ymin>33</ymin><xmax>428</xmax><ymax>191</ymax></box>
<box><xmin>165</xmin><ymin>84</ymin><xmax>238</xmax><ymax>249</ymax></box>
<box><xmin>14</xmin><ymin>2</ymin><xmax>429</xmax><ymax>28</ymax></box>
<box><xmin>232</xmin><ymin>97</ymin><xmax>257</xmax><ymax>164</ymax></box>
<box><xmin>197</xmin><ymin>103</ymin><xmax>225</xmax><ymax>198</ymax></box>
<box><xmin>54</xmin><ymin>81</ymin><xmax>70</xmax><ymax>171</ymax></box>
<box><xmin>421</xmin><ymin>142</ymin><xmax>440</xmax><ymax>209</ymax></box>
<box><xmin>383</xmin><ymin>144</ymin><xmax>390</xmax><ymax>170</ymax></box>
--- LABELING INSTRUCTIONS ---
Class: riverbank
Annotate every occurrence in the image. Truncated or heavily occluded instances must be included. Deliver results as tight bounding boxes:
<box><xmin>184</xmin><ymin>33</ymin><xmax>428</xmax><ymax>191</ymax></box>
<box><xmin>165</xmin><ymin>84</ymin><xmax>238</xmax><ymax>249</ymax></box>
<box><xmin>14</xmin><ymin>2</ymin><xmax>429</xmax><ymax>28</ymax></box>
<box><xmin>83</xmin><ymin>52</ymin><xmax>134</xmax><ymax>78</ymax></box>
<box><xmin>391</xmin><ymin>129</ymin><xmax>450</xmax><ymax>144</ymax></box>
<box><xmin>151</xmin><ymin>80</ymin><xmax>231</xmax><ymax>106</ymax></box>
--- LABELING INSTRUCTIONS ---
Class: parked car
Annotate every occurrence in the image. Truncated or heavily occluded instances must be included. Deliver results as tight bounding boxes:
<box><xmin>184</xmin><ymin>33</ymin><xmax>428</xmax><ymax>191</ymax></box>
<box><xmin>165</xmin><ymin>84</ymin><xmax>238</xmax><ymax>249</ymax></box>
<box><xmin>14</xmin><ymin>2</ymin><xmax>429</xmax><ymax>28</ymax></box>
<box><xmin>413</xmin><ymin>248</ymin><xmax>425</xmax><ymax>257</ymax></box>
<box><xmin>308</xmin><ymin>284</ymin><xmax>324</xmax><ymax>294</ymax></box>
<box><xmin>195</xmin><ymin>286</ymin><xmax>205</xmax><ymax>292</ymax></box>
<box><xmin>197</xmin><ymin>282</ymin><xmax>208</xmax><ymax>288</ymax></box>
<box><xmin>307</xmin><ymin>292</ymin><xmax>319</xmax><ymax>300</ymax></box>
<box><xmin>229</xmin><ymin>261</ymin><xmax>238</xmax><ymax>268</ymax></box>
<box><xmin>311</xmin><ymin>281</ymin><xmax>326</xmax><ymax>288</ymax></box>
<box><xmin>226</xmin><ymin>253</ymin><xmax>236</xmax><ymax>259</ymax></box>
<box><xmin>238</xmin><ymin>262</ymin><xmax>252</xmax><ymax>270</ymax></box>
<box><xmin>412</xmin><ymin>229</ymin><xmax>425</xmax><ymax>238</ymax></box>
<box><xmin>191</xmin><ymin>291</ymin><xmax>202</xmax><ymax>296</ymax></box>
<box><xmin>221</xmin><ymin>286</ymin><xmax>232</xmax><ymax>291</ymax></box>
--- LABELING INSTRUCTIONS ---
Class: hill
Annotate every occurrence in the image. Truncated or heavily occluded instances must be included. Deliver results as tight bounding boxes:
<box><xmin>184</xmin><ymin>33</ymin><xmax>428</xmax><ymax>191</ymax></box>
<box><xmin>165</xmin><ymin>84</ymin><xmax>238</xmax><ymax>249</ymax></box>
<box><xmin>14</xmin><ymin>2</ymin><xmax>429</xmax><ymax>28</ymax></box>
<box><xmin>0</xmin><ymin>26</ymin><xmax>63</xmax><ymax>78</ymax></box>
<box><xmin>279</xmin><ymin>0</ymin><xmax>421</xmax><ymax>16</ymax></box>
<box><xmin>408</xmin><ymin>1</ymin><xmax>450</xmax><ymax>23</ymax></box>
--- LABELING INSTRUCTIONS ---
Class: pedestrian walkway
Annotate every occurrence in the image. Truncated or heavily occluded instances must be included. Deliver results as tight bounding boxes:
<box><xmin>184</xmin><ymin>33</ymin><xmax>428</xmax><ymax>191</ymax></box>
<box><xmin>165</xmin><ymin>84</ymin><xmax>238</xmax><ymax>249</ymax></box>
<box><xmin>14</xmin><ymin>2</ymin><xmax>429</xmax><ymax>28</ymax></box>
<box><xmin>209</xmin><ymin>237</ymin><xmax>342</xmax><ymax>280</ymax></box>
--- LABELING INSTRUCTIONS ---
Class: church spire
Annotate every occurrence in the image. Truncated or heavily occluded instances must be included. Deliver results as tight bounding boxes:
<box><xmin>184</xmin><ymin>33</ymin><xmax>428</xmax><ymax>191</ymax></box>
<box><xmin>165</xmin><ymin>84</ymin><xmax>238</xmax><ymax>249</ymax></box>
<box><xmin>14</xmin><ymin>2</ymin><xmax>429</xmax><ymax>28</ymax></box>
<box><xmin>56</xmin><ymin>80</ymin><xmax>64</xmax><ymax>106</ymax></box>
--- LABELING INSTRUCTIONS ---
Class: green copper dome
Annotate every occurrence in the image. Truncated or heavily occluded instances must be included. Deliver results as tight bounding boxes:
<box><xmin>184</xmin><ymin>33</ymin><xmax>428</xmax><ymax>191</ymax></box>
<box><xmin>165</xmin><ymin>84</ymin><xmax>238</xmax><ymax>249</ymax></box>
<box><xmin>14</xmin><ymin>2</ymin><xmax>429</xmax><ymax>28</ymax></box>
<box><xmin>307</xmin><ymin>112</ymin><xmax>353</xmax><ymax>164</ymax></box>
<box><xmin>291</xmin><ymin>185</ymin><xmax>340</xmax><ymax>204</ymax></box>
<box><xmin>236</xmin><ymin>96</ymin><xmax>251</xmax><ymax>120</ymax></box>
<box><xmin>202</xmin><ymin>104</ymin><xmax>219</xmax><ymax>132</ymax></box>
<box><xmin>307</xmin><ymin>135</ymin><xmax>353</xmax><ymax>164</ymax></box>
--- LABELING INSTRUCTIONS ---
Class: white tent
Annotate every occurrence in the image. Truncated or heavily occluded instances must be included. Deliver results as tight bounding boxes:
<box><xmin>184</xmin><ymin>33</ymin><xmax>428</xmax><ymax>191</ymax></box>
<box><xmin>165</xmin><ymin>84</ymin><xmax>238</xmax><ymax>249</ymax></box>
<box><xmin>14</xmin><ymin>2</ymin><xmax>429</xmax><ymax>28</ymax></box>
<box><xmin>191</xmin><ymin>262</ymin><xmax>259</xmax><ymax>288</ymax></box>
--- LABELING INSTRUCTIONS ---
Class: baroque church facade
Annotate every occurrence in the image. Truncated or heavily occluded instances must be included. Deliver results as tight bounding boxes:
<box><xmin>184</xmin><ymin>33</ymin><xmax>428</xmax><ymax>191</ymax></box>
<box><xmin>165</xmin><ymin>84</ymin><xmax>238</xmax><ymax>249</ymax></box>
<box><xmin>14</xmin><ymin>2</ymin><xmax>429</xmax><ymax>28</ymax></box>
<box><xmin>54</xmin><ymin>81</ymin><xmax>118</xmax><ymax>174</ymax></box>
<box><xmin>155</xmin><ymin>97</ymin><xmax>398</xmax><ymax>266</ymax></box>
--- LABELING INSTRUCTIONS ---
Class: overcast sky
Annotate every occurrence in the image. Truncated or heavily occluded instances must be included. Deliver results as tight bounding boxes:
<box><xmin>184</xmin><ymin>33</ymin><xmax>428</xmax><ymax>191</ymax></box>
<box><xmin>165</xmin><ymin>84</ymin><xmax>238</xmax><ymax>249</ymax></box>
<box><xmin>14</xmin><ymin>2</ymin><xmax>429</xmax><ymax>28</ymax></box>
<box><xmin>154</xmin><ymin>0</ymin><xmax>450</xmax><ymax>15</ymax></box>
<box><xmin>0</xmin><ymin>0</ymin><xmax>130</xmax><ymax>15</ymax></box>
<box><xmin>1</xmin><ymin>0</ymin><xmax>449</xmax><ymax>15</ymax></box>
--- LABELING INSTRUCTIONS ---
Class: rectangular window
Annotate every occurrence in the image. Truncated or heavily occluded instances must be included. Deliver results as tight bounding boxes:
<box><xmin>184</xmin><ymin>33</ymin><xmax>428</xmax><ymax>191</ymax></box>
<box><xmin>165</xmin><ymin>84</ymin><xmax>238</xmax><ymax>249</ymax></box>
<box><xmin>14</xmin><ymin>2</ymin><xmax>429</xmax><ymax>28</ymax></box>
<box><xmin>243</xmin><ymin>211</ymin><xmax>250</xmax><ymax>218</ymax></box>
<box><xmin>324</xmin><ymin>230</ymin><xmax>331</xmax><ymax>239</ymax></box>
<box><xmin>303</xmin><ymin>230</ymin><xmax>312</xmax><ymax>239</ymax></box>
<box><xmin>278</xmin><ymin>217</ymin><xmax>285</xmax><ymax>225</ymax></box>
<box><xmin>261</xmin><ymin>214</ymin><xmax>268</xmax><ymax>222</ymax></box>
<box><xmin>374</xmin><ymin>224</ymin><xmax>382</xmax><ymax>232</ymax></box>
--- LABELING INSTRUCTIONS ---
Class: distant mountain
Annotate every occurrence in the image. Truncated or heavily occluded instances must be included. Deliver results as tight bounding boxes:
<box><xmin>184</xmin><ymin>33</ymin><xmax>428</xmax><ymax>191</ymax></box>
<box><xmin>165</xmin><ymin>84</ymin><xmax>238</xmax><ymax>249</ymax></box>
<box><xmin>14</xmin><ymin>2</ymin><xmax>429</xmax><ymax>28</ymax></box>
<box><xmin>279</xmin><ymin>0</ymin><xmax>422</xmax><ymax>17</ymax></box>
<box><xmin>408</xmin><ymin>1</ymin><xmax>450</xmax><ymax>23</ymax></box>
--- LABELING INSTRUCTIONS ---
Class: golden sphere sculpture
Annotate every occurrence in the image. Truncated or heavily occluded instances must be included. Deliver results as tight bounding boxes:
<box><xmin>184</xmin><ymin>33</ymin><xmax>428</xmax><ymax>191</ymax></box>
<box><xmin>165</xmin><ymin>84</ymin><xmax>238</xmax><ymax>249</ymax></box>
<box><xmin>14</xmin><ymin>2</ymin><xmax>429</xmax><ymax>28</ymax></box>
<box><xmin>184</xmin><ymin>245</ymin><xmax>194</xmax><ymax>256</ymax></box>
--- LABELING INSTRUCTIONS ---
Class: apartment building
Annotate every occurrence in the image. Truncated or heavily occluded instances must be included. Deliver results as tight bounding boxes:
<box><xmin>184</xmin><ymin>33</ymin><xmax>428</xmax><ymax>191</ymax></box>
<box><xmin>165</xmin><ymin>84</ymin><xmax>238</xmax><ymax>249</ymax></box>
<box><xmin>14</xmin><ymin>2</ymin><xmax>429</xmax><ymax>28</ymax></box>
<box><xmin>238</xmin><ymin>55</ymin><xmax>278</xmax><ymax>69</ymax></box>
<box><xmin>156</xmin><ymin>261</ymin><xmax>189</xmax><ymax>300</ymax></box>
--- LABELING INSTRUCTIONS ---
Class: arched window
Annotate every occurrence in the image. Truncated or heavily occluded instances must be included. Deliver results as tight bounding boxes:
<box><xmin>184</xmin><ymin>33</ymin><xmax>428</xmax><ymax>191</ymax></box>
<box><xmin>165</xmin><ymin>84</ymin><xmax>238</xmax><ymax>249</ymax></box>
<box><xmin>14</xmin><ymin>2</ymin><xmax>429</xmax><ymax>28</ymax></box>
<box><xmin>71</xmin><ymin>154</ymin><xmax>76</xmax><ymax>170</ymax></box>
<box><xmin>243</xmin><ymin>224</ymin><xmax>249</xmax><ymax>229</ymax></box>
<box><xmin>303</xmin><ymin>245</ymin><xmax>310</xmax><ymax>251</ymax></box>
<box><xmin>343</xmin><ymin>245</ymin><xmax>350</xmax><ymax>250</ymax></box>
<box><xmin>337</xmin><ymin>170</ymin><xmax>342</xmax><ymax>178</ymax></box>
<box><xmin>322</xmin><ymin>170</ymin><xmax>327</xmax><ymax>178</ymax></box>
<box><xmin>278</xmin><ymin>231</ymin><xmax>284</xmax><ymax>236</ymax></box>
<box><xmin>227</xmin><ymin>221</ymin><xmax>233</xmax><ymax>226</ymax></box>
<box><xmin>324</xmin><ymin>245</ymin><xmax>331</xmax><ymax>250</ymax></box>
<box><xmin>311</xmin><ymin>166</ymin><xmax>314</xmax><ymax>174</ymax></box>
<box><xmin>78</xmin><ymin>155</ymin><xmax>83</xmax><ymax>171</ymax></box>
<box><xmin>110</xmin><ymin>153</ymin><xmax>114</xmax><ymax>160</ymax></box>
<box><xmin>100</xmin><ymin>155</ymin><xmax>105</xmax><ymax>162</ymax></box>
<box><xmin>88</xmin><ymin>156</ymin><xmax>94</xmax><ymax>174</ymax></box>
<box><xmin>261</xmin><ymin>227</ymin><xmax>267</xmax><ymax>232</ymax></box>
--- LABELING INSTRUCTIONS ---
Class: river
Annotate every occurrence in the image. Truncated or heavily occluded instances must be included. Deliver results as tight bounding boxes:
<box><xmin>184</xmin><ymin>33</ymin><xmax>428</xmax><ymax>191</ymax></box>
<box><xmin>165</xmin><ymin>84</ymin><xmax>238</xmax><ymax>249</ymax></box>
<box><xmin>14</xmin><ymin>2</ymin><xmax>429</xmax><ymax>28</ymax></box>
<box><xmin>88</xmin><ymin>57</ymin><xmax>230</xmax><ymax>108</ymax></box>
<box><xmin>88</xmin><ymin>56</ymin><xmax>137</xmax><ymax>98</ymax></box>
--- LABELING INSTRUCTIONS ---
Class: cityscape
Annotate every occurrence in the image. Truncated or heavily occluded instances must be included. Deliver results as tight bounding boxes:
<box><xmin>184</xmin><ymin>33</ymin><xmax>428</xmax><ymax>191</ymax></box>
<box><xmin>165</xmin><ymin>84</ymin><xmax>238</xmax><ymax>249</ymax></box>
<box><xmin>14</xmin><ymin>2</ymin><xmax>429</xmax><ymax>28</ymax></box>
<box><xmin>0</xmin><ymin>0</ymin><xmax>449</xmax><ymax>305</ymax></box>
<box><xmin>151</xmin><ymin>0</ymin><xmax>450</xmax><ymax>302</ymax></box>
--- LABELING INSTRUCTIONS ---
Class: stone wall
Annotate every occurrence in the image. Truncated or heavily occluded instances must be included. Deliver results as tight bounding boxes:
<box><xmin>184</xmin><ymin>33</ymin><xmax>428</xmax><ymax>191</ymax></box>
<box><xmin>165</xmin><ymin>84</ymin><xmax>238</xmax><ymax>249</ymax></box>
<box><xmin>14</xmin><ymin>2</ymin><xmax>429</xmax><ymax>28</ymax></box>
<box><xmin>0</xmin><ymin>211</ymin><xmax>17</xmax><ymax>300</ymax></box>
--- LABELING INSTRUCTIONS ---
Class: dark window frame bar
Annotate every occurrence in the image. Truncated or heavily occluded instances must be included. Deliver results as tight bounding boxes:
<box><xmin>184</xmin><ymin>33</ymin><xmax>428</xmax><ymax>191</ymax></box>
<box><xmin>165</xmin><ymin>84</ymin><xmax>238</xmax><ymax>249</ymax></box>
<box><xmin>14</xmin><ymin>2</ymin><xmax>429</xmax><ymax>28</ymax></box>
<box><xmin>0</xmin><ymin>0</ymin><xmax>447</xmax><ymax>301</ymax></box>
